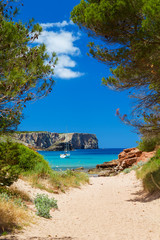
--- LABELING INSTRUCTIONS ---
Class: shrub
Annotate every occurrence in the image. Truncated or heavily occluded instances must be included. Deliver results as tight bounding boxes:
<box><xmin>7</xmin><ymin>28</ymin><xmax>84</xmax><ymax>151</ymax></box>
<box><xmin>0</xmin><ymin>192</ymin><xmax>27</xmax><ymax>208</ymax></box>
<box><xmin>137</xmin><ymin>149</ymin><xmax>160</xmax><ymax>192</ymax></box>
<box><xmin>17</xmin><ymin>144</ymin><xmax>50</xmax><ymax>173</ymax></box>
<box><xmin>9</xmin><ymin>187</ymin><xmax>31</xmax><ymax>202</ymax></box>
<box><xmin>123</xmin><ymin>168</ymin><xmax>131</xmax><ymax>174</ymax></box>
<box><xmin>123</xmin><ymin>161</ymin><xmax>145</xmax><ymax>174</ymax></box>
<box><xmin>0</xmin><ymin>193</ymin><xmax>30</xmax><ymax>232</ymax></box>
<box><xmin>137</xmin><ymin>137</ymin><xmax>160</xmax><ymax>152</ymax></box>
<box><xmin>137</xmin><ymin>161</ymin><xmax>145</xmax><ymax>167</ymax></box>
<box><xmin>0</xmin><ymin>141</ymin><xmax>21</xmax><ymax>186</ymax></box>
<box><xmin>49</xmin><ymin>170</ymin><xmax>89</xmax><ymax>191</ymax></box>
<box><xmin>0</xmin><ymin>141</ymin><xmax>51</xmax><ymax>186</ymax></box>
<box><xmin>34</xmin><ymin>194</ymin><xmax>58</xmax><ymax>219</ymax></box>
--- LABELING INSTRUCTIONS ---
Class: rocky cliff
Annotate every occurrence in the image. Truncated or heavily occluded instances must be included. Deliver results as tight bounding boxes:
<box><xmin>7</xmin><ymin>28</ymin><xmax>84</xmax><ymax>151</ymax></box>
<box><xmin>14</xmin><ymin>132</ymin><xmax>98</xmax><ymax>151</ymax></box>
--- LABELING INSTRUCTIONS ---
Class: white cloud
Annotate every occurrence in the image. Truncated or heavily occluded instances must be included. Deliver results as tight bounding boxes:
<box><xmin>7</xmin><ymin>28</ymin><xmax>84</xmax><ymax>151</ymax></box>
<box><xmin>40</xmin><ymin>20</ymin><xmax>74</xmax><ymax>30</ymax></box>
<box><xmin>57</xmin><ymin>55</ymin><xmax>76</xmax><ymax>68</ymax></box>
<box><xmin>34</xmin><ymin>21</ymin><xmax>84</xmax><ymax>79</ymax></box>
<box><xmin>55</xmin><ymin>68</ymin><xmax>83</xmax><ymax>79</ymax></box>
<box><xmin>54</xmin><ymin>55</ymin><xmax>84</xmax><ymax>79</ymax></box>
<box><xmin>35</xmin><ymin>30</ymin><xmax>80</xmax><ymax>56</ymax></box>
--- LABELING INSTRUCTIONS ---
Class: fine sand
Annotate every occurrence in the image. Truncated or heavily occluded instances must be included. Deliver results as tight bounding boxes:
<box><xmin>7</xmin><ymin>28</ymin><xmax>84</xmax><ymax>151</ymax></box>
<box><xmin>1</xmin><ymin>171</ymin><xmax>160</xmax><ymax>240</ymax></box>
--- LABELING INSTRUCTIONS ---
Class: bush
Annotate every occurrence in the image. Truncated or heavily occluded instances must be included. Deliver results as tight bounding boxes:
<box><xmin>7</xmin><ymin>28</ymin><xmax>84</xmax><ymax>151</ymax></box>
<box><xmin>123</xmin><ymin>168</ymin><xmax>131</xmax><ymax>174</ymax></box>
<box><xmin>0</xmin><ymin>193</ymin><xmax>26</xmax><ymax>208</ymax></box>
<box><xmin>34</xmin><ymin>194</ymin><xmax>58</xmax><ymax>218</ymax></box>
<box><xmin>137</xmin><ymin>149</ymin><xmax>160</xmax><ymax>193</ymax></box>
<box><xmin>137</xmin><ymin>137</ymin><xmax>160</xmax><ymax>152</ymax></box>
<box><xmin>0</xmin><ymin>140</ymin><xmax>89</xmax><ymax>192</ymax></box>
<box><xmin>0</xmin><ymin>141</ymin><xmax>21</xmax><ymax>186</ymax></box>
<box><xmin>0</xmin><ymin>193</ymin><xmax>30</xmax><ymax>232</ymax></box>
<box><xmin>17</xmin><ymin>144</ymin><xmax>50</xmax><ymax>173</ymax></box>
<box><xmin>0</xmin><ymin>141</ymin><xmax>51</xmax><ymax>186</ymax></box>
<box><xmin>123</xmin><ymin>161</ymin><xmax>145</xmax><ymax>174</ymax></box>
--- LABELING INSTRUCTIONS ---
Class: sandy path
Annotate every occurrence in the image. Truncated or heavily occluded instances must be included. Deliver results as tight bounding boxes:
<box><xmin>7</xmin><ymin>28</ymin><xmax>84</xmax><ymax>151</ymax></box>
<box><xmin>1</xmin><ymin>172</ymin><xmax>160</xmax><ymax>240</ymax></box>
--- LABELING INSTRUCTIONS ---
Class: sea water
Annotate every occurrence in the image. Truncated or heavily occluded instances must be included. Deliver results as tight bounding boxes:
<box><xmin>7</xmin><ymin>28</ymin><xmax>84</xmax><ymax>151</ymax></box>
<box><xmin>38</xmin><ymin>148</ymin><xmax>123</xmax><ymax>171</ymax></box>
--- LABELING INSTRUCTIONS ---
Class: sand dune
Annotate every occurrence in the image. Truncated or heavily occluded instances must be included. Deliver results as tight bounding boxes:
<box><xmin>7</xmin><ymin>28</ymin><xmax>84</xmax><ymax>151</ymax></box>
<box><xmin>1</xmin><ymin>171</ymin><xmax>160</xmax><ymax>240</ymax></box>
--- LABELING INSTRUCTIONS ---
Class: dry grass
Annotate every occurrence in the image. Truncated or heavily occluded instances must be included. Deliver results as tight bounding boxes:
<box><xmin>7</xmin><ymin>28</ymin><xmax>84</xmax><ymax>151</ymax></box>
<box><xmin>9</xmin><ymin>186</ymin><xmax>32</xmax><ymax>202</ymax></box>
<box><xmin>22</xmin><ymin>170</ymin><xmax>89</xmax><ymax>193</ymax></box>
<box><xmin>0</xmin><ymin>198</ymin><xmax>31</xmax><ymax>233</ymax></box>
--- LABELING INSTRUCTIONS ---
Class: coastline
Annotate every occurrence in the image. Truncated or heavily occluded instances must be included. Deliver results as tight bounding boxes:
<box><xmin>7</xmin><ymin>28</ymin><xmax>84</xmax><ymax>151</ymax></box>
<box><xmin>38</xmin><ymin>148</ymin><xmax>123</xmax><ymax>172</ymax></box>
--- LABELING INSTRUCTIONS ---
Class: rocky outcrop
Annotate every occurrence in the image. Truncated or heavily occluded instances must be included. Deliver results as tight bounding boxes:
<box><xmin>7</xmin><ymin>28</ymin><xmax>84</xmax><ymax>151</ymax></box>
<box><xmin>118</xmin><ymin>148</ymin><xmax>142</xmax><ymax>169</ymax></box>
<box><xmin>96</xmin><ymin>159</ymin><xmax>119</xmax><ymax>169</ymax></box>
<box><xmin>90</xmin><ymin>147</ymin><xmax>155</xmax><ymax>177</ymax></box>
<box><xmin>14</xmin><ymin>132</ymin><xmax>98</xmax><ymax>151</ymax></box>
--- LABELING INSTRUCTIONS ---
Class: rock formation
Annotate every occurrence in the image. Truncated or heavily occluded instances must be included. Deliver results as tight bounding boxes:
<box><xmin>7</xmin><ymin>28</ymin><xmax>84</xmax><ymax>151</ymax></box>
<box><xmin>90</xmin><ymin>147</ymin><xmax>155</xmax><ymax>177</ymax></box>
<box><xmin>14</xmin><ymin>132</ymin><xmax>98</xmax><ymax>151</ymax></box>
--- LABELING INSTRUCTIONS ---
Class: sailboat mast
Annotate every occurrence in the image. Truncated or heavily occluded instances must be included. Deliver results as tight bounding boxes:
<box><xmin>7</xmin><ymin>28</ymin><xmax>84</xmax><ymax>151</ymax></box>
<box><xmin>65</xmin><ymin>133</ymin><xmax>68</xmax><ymax>152</ymax></box>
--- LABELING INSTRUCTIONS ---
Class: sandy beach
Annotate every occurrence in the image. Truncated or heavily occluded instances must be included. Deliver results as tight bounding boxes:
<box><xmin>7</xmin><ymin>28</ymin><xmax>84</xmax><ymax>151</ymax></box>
<box><xmin>1</xmin><ymin>171</ymin><xmax>160</xmax><ymax>240</ymax></box>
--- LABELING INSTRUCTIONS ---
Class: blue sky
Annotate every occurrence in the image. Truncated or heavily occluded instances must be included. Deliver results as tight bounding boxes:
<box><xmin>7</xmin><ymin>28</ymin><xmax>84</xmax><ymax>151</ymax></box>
<box><xmin>17</xmin><ymin>0</ymin><xmax>139</xmax><ymax>148</ymax></box>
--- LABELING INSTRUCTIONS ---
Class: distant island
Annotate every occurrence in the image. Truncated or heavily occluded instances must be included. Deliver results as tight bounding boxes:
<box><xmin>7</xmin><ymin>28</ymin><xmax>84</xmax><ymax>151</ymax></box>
<box><xmin>14</xmin><ymin>132</ymin><xmax>98</xmax><ymax>151</ymax></box>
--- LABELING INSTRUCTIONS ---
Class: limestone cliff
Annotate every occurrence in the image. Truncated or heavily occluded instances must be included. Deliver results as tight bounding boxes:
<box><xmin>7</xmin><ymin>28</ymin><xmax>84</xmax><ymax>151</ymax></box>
<box><xmin>14</xmin><ymin>132</ymin><xmax>98</xmax><ymax>151</ymax></box>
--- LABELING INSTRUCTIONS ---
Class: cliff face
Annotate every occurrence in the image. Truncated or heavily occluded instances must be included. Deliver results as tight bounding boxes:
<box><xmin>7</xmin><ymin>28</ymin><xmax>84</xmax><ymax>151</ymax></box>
<box><xmin>14</xmin><ymin>132</ymin><xmax>98</xmax><ymax>150</ymax></box>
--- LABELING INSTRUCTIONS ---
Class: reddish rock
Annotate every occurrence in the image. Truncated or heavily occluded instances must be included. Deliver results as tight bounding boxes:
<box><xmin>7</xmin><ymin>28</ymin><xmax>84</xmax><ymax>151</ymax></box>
<box><xmin>124</xmin><ymin>148</ymin><xmax>136</xmax><ymax>153</ymax></box>
<box><xmin>120</xmin><ymin>157</ymin><xmax>137</xmax><ymax>168</ymax></box>
<box><xmin>95</xmin><ymin>147</ymin><xmax>155</xmax><ymax>175</ymax></box>
<box><xmin>96</xmin><ymin>159</ymin><xmax>119</xmax><ymax>169</ymax></box>
<box><xmin>137</xmin><ymin>151</ymin><xmax>155</xmax><ymax>163</ymax></box>
<box><xmin>119</xmin><ymin>147</ymin><xmax>141</xmax><ymax>159</ymax></box>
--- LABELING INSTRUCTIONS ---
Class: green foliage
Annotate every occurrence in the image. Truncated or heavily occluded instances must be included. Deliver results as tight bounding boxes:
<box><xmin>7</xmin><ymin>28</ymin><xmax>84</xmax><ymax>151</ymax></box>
<box><xmin>0</xmin><ymin>141</ymin><xmax>21</xmax><ymax>186</ymax></box>
<box><xmin>0</xmin><ymin>0</ymin><xmax>58</xmax><ymax>132</ymax></box>
<box><xmin>48</xmin><ymin>169</ymin><xmax>89</xmax><ymax>191</ymax></box>
<box><xmin>0</xmin><ymin>193</ymin><xmax>10</xmax><ymax>202</ymax></box>
<box><xmin>34</xmin><ymin>194</ymin><xmax>58</xmax><ymax>218</ymax></box>
<box><xmin>137</xmin><ymin>149</ymin><xmax>160</xmax><ymax>192</ymax></box>
<box><xmin>71</xmin><ymin>0</ymin><xmax>160</xmax><ymax>136</ymax></box>
<box><xmin>137</xmin><ymin>137</ymin><xmax>160</xmax><ymax>152</ymax></box>
<box><xmin>123</xmin><ymin>168</ymin><xmax>131</xmax><ymax>174</ymax></box>
<box><xmin>0</xmin><ymin>186</ymin><xmax>31</xmax><ymax>202</ymax></box>
<box><xmin>18</xmin><ymin>144</ymin><xmax>50</xmax><ymax>173</ymax></box>
<box><xmin>0</xmin><ymin>139</ymin><xmax>89</xmax><ymax>193</ymax></box>
<box><xmin>137</xmin><ymin>161</ymin><xmax>145</xmax><ymax>168</ymax></box>
<box><xmin>123</xmin><ymin>161</ymin><xmax>145</xmax><ymax>174</ymax></box>
<box><xmin>0</xmin><ymin>192</ymin><xmax>26</xmax><ymax>208</ymax></box>
<box><xmin>0</xmin><ymin>141</ymin><xmax>51</xmax><ymax>186</ymax></box>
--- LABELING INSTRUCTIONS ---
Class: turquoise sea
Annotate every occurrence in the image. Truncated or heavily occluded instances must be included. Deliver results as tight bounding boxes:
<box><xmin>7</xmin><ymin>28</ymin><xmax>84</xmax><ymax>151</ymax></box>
<box><xmin>38</xmin><ymin>148</ymin><xmax>124</xmax><ymax>171</ymax></box>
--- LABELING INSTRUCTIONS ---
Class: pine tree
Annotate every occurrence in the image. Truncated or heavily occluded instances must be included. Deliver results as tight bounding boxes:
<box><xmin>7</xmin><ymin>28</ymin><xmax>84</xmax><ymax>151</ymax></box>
<box><xmin>71</xmin><ymin>0</ymin><xmax>160</xmax><ymax>137</ymax></box>
<box><xmin>0</xmin><ymin>0</ymin><xmax>58</xmax><ymax>132</ymax></box>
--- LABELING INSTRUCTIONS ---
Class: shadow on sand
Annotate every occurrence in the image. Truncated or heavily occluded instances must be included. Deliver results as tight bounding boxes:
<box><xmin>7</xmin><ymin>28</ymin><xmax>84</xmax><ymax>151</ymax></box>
<box><xmin>0</xmin><ymin>237</ymin><xmax>73</xmax><ymax>240</ymax></box>
<box><xmin>127</xmin><ymin>189</ymin><xmax>160</xmax><ymax>203</ymax></box>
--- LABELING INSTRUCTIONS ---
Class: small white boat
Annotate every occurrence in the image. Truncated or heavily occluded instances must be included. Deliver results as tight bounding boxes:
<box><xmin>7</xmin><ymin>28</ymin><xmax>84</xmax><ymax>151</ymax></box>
<box><xmin>60</xmin><ymin>133</ymin><xmax>70</xmax><ymax>158</ymax></box>
<box><xmin>60</xmin><ymin>153</ymin><xmax>70</xmax><ymax>158</ymax></box>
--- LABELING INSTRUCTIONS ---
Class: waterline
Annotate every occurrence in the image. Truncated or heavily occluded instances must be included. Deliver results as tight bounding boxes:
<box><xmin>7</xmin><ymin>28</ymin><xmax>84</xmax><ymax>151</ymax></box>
<box><xmin>39</xmin><ymin>148</ymin><xmax>123</xmax><ymax>171</ymax></box>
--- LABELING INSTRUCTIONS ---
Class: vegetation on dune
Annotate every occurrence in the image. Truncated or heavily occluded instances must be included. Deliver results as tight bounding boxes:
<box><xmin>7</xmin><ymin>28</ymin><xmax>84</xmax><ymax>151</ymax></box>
<box><xmin>0</xmin><ymin>140</ymin><xmax>89</xmax><ymax>232</ymax></box>
<box><xmin>0</xmin><ymin>186</ymin><xmax>31</xmax><ymax>203</ymax></box>
<box><xmin>0</xmin><ymin>140</ymin><xmax>50</xmax><ymax>187</ymax></box>
<box><xmin>137</xmin><ymin>149</ymin><xmax>160</xmax><ymax>193</ymax></box>
<box><xmin>123</xmin><ymin>161</ymin><xmax>145</xmax><ymax>174</ymax></box>
<box><xmin>23</xmin><ymin>168</ymin><xmax>89</xmax><ymax>193</ymax></box>
<box><xmin>34</xmin><ymin>194</ymin><xmax>58</xmax><ymax>219</ymax></box>
<box><xmin>48</xmin><ymin>169</ymin><xmax>89</xmax><ymax>191</ymax></box>
<box><xmin>0</xmin><ymin>192</ymin><xmax>31</xmax><ymax>233</ymax></box>
<box><xmin>137</xmin><ymin>136</ymin><xmax>160</xmax><ymax>152</ymax></box>
<box><xmin>0</xmin><ymin>141</ymin><xmax>89</xmax><ymax>191</ymax></box>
